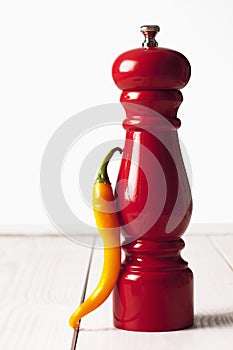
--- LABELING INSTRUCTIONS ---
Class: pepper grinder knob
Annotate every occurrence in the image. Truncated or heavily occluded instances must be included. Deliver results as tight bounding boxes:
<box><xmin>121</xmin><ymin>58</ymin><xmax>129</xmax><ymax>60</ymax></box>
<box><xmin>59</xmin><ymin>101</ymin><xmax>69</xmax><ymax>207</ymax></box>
<box><xmin>140</xmin><ymin>25</ymin><xmax>160</xmax><ymax>47</ymax></box>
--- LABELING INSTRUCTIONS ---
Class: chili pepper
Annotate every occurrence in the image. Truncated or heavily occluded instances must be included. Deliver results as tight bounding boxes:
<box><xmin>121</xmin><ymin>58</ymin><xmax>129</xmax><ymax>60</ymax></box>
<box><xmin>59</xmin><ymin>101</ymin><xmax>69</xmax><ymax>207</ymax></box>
<box><xmin>69</xmin><ymin>147</ymin><xmax>122</xmax><ymax>329</ymax></box>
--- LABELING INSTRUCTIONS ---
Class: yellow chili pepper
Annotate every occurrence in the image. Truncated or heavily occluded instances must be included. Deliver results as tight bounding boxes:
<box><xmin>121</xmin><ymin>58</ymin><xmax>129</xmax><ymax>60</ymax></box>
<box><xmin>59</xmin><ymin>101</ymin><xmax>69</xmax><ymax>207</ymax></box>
<box><xmin>69</xmin><ymin>147</ymin><xmax>122</xmax><ymax>329</ymax></box>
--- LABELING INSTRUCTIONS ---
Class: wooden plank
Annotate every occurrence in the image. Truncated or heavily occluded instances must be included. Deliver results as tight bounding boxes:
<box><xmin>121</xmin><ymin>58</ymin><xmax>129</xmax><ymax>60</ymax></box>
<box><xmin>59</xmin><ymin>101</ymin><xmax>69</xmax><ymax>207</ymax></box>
<box><xmin>182</xmin><ymin>236</ymin><xmax>233</xmax><ymax>286</ymax></box>
<box><xmin>78</xmin><ymin>325</ymin><xmax>233</xmax><ymax>350</ymax></box>
<box><xmin>181</xmin><ymin>236</ymin><xmax>233</xmax><ymax>318</ymax></box>
<box><xmin>0</xmin><ymin>236</ymin><xmax>91</xmax><ymax>350</ymax></box>
<box><xmin>209</xmin><ymin>235</ymin><xmax>233</xmax><ymax>270</ymax></box>
<box><xmin>0</xmin><ymin>235</ymin><xmax>233</xmax><ymax>350</ymax></box>
<box><xmin>0</xmin><ymin>302</ymin><xmax>72</xmax><ymax>350</ymax></box>
<box><xmin>0</xmin><ymin>236</ymin><xmax>93</xmax><ymax>304</ymax></box>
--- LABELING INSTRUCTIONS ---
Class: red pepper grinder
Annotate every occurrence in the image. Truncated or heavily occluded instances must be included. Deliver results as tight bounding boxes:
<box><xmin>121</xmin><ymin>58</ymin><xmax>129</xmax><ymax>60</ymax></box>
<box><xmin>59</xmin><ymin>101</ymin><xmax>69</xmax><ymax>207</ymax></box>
<box><xmin>112</xmin><ymin>25</ymin><xmax>193</xmax><ymax>332</ymax></box>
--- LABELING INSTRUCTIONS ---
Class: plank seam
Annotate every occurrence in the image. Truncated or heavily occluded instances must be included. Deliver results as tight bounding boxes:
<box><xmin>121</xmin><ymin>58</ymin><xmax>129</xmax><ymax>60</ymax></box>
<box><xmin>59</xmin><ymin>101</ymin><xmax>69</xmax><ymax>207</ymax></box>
<box><xmin>208</xmin><ymin>235</ymin><xmax>233</xmax><ymax>272</ymax></box>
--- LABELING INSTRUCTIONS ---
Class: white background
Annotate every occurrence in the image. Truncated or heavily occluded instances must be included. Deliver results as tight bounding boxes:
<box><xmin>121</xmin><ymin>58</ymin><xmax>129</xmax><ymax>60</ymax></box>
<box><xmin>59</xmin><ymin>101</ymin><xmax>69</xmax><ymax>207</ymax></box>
<box><xmin>0</xmin><ymin>0</ymin><xmax>233</xmax><ymax>226</ymax></box>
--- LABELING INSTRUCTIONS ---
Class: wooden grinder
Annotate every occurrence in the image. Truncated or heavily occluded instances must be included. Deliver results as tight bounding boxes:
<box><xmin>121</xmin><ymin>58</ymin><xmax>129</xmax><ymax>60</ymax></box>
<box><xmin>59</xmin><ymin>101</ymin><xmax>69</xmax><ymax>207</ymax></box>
<box><xmin>112</xmin><ymin>25</ymin><xmax>193</xmax><ymax>332</ymax></box>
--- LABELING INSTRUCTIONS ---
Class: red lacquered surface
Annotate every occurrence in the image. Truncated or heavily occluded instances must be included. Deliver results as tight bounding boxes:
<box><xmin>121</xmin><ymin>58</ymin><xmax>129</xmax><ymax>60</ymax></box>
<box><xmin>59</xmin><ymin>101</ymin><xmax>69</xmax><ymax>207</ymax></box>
<box><xmin>112</xmin><ymin>47</ymin><xmax>191</xmax><ymax>90</ymax></box>
<box><xmin>112</xmin><ymin>40</ymin><xmax>193</xmax><ymax>331</ymax></box>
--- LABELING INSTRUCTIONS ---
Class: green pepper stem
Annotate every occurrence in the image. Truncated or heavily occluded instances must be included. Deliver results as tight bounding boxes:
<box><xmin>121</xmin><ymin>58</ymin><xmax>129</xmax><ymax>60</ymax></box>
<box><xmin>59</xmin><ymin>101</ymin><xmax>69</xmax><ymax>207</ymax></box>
<box><xmin>95</xmin><ymin>147</ymin><xmax>123</xmax><ymax>184</ymax></box>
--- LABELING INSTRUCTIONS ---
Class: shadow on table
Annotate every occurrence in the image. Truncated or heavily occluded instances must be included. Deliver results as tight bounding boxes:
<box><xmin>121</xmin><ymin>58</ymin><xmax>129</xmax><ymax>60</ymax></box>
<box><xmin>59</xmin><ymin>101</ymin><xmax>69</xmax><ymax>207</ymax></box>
<box><xmin>193</xmin><ymin>312</ymin><xmax>233</xmax><ymax>328</ymax></box>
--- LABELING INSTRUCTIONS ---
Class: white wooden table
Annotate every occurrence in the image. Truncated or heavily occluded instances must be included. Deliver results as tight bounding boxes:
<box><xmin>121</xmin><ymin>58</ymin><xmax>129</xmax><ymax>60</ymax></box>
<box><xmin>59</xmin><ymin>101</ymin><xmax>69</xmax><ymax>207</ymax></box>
<box><xmin>0</xmin><ymin>227</ymin><xmax>233</xmax><ymax>350</ymax></box>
